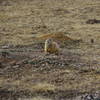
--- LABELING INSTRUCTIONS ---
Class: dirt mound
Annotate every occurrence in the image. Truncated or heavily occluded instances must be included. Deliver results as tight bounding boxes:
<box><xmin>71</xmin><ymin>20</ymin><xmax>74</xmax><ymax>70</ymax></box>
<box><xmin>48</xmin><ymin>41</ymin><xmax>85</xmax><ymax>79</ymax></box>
<box><xmin>0</xmin><ymin>50</ymin><xmax>80</xmax><ymax>76</ymax></box>
<box><xmin>36</xmin><ymin>32</ymin><xmax>81</xmax><ymax>42</ymax></box>
<box><xmin>35</xmin><ymin>32</ymin><xmax>82</xmax><ymax>48</ymax></box>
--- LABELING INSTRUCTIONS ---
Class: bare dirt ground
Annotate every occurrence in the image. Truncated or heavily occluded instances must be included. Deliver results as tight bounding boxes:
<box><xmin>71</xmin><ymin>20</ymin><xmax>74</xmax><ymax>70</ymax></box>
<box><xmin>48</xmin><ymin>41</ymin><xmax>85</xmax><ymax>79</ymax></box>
<box><xmin>0</xmin><ymin>0</ymin><xmax>100</xmax><ymax>100</ymax></box>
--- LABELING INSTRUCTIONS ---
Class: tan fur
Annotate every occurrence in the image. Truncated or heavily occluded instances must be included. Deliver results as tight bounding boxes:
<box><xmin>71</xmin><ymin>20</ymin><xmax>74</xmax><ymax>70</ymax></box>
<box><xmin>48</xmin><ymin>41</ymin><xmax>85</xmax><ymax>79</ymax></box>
<box><xmin>44</xmin><ymin>38</ymin><xmax>59</xmax><ymax>54</ymax></box>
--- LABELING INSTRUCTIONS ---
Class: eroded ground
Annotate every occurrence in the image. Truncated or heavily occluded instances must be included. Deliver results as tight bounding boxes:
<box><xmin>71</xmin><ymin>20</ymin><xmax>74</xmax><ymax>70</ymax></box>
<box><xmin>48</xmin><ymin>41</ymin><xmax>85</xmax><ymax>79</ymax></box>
<box><xmin>0</xmin><ymin>0</ymin><xmax>100</xmax><ymax>100</ymax></box>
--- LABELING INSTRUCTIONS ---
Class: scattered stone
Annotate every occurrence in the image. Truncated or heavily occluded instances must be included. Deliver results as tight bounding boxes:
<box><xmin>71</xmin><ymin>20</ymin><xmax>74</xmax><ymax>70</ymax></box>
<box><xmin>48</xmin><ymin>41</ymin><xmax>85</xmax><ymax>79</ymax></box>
<box><xmin>1</xmin><ymin>51</ymin><xmax>10</xmax><ymax>58</ymax></box>
<box><xmin>1</xmin><ymin>45</ymin><xmax>10</xmax><ymax>49</ymax></box>
<box><xmin>28</xmin><ymin>55</ymin><xmax>68</xmax><ymax>68</ymax></box>
<box><xmin>86</xmin><ymin>19</ymin><xmax>100</xmax><ymax>24</ymax></box>
<box><xmin>12</xmin><ymin>65</ymin><xmax>19</xmax><ymax>68</ymax></box>
<box><xmin>81</xmin><ymin>92</ymin><xmax>100</xmax><ymax>100</ymax></box>
<box><xmin>16</xmin><ymin>59</ymin><xmax>29</xmax><ymax>65</ymax></box>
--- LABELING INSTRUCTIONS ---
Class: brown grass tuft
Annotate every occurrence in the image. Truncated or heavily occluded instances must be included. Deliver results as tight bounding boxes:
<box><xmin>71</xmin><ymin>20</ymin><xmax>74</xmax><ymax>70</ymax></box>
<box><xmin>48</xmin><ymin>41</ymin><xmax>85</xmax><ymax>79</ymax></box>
<box><xmin>36</xmin><ymin>32</ymin><xmax>74</xmax><ymax>41</ymax></box>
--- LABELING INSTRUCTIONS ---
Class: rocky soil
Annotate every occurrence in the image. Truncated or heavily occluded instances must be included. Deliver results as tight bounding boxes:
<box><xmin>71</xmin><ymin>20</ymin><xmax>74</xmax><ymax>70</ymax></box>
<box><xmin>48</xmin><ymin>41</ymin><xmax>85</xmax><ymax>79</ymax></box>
<box><xmin>0</xmin><ymin>0</ymin><xmax>100</xmax><ymax>100</ymax></box>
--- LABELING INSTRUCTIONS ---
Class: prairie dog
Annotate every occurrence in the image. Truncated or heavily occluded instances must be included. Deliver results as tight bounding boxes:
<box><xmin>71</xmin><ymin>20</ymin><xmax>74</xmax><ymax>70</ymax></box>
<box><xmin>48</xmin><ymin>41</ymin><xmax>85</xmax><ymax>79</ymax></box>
<box><xmin>44</xmin><ymin>38</ymin><xmax>60</xmax><ymax>54</ymax></box>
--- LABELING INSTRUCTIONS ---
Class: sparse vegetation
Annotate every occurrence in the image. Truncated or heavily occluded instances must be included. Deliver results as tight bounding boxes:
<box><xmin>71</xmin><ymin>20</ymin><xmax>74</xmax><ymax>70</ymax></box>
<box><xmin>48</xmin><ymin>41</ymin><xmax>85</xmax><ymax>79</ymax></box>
<box><xmin>0</xmin><ymin>0</ymin><xmax>100</xmax><ymax>100</ymax></box>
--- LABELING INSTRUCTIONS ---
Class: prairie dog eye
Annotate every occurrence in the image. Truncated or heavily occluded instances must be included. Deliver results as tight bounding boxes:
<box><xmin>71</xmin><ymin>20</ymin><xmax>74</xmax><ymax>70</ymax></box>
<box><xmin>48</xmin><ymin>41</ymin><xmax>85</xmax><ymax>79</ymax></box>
<box><xmin>48</xmin><ymin>38</ymin><xmax>53</xmax><ymax>42</ymax></box>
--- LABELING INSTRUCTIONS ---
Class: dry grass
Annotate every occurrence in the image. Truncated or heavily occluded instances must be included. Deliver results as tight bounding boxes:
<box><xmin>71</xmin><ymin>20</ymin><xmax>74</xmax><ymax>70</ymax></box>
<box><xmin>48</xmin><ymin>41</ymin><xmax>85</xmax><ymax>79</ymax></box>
<box><xmin>19</xmin><ymin>96</ymin><xmax>52</xmax><ymax>100</ymax></box>
<box><xmin>36</xmin><ymin>32</ymin><xmax>73</xmax><ymax>40</ymax></box>
<box><xmin>0</xmin><ymin>0</ymin><xmax>100</xmax><ymax>100</ymax></box>
<box><xmin>1</xmin><ymin>0</ymin><xmax>100</xmax><ymax>45</ymax></box>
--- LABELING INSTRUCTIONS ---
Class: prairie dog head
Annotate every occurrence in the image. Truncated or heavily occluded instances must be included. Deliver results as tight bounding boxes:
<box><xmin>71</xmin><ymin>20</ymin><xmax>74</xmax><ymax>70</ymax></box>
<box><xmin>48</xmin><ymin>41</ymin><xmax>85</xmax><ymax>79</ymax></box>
<box><xmin>44</xmin><ymin>38</ymin><xmax>60</xmax><ymax>54</ymax></box>
<box><xmin>45</xmin><ymin>38</ymin><xmax>53</xmax><ymax>45</ymax></box>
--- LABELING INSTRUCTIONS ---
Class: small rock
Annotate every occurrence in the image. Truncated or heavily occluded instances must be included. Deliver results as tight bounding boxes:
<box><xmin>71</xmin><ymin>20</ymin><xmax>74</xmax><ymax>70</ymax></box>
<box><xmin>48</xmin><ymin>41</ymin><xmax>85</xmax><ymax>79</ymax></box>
<box><xmin>82</xmin><ymin>94</ymin><xmax>94</xmax><ymax>100</ymax></box>
<box><xmin>2</xmin><ymin>45</ymin><xmax>9</xmax><ymax>49</ymax></box>
<box><xmin>13</xmin><ymin>65</ymin><xmax>19</xmax><ymax>68</ymax></box>
<box><xmin>1</xmin><ymin>51</ymin><xmax>10</xmax><ymax>58</ymax></box>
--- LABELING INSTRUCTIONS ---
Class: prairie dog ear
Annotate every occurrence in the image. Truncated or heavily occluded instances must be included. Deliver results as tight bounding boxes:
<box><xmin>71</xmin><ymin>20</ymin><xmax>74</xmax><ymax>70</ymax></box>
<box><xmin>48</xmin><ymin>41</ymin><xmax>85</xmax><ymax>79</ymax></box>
<box><xmin>46</xmin><ymin>38</ymin><xmax>53</xmax><ymax>43</ymax></box>
<box><xmin>48</xmin><ymin>38</ymin><xmax>53</xmax><ymax>41</ymax></box>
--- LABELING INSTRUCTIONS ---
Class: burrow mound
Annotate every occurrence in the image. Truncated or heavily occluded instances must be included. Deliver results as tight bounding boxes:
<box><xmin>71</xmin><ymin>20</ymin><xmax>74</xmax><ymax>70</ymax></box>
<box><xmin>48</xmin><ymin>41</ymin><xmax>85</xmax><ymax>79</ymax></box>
<box><xmin>0</xmin><ymin>50</ymin><xmax>82</xmax><ymax>78</ymax></box>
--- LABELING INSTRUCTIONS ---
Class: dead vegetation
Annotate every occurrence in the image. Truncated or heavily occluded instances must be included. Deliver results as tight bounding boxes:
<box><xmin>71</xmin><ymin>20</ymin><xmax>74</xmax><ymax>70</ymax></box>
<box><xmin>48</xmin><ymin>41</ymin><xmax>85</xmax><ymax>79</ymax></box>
<box><xmin>36</xmin><ymin>32</ymin><xmax>74</xmax><ymax>41</ymax></box>
<box><xmin>86</xmin><ymin>19</ymin><xmax>100</xmax><ymax>24</ymax></box>
<box><xmin>0</xmin><ymin>0</ymin><xmax>100</xmax><ymax>100</ymax></box>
